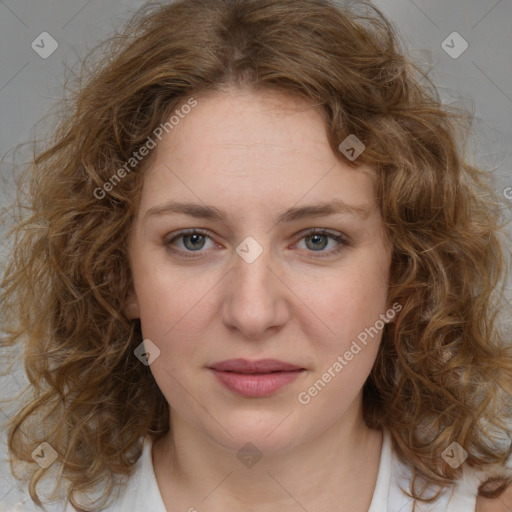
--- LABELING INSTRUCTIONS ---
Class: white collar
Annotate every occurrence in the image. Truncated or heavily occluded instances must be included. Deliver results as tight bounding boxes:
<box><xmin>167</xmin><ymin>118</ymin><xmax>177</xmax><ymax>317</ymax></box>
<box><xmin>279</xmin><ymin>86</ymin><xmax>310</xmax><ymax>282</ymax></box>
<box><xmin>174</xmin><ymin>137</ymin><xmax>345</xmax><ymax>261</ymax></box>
<box><xmin>128</xmin><ymin>428</ymin><xmax>476</xmax><ymax>512</ymax></box>
<box><xmin>368</xmin><ymin>428</ymin><xmax>393</xmax><ymax>511</ymax></box>
<box><xmin>135</xmin><ymin>430</ymin><xmax>393</xmax><ymax>512</ymax></box>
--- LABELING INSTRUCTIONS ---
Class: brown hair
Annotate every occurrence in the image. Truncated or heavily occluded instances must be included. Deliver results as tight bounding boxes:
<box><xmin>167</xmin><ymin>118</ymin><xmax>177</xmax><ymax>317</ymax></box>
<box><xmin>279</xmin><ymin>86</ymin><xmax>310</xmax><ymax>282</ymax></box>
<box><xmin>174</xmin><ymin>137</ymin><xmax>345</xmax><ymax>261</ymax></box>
<box><xmin>1</xmin><ymin>0</ymin><xmax>511</xmax><ymax>509</ymax></box>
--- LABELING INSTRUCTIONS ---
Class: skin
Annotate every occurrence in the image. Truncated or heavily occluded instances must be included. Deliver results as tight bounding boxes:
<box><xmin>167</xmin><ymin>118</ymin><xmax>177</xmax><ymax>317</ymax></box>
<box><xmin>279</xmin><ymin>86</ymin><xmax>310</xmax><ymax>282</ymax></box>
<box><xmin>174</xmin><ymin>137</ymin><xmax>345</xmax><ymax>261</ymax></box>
<box><xmin>476</xmin><ymin>487</ymin><xmax>512</xmax><ymax>511</ymax></box>
<box><xmin>125</xmin><ymin>87</ymin><xmax>395</xmax><ymax>511</ymax></box>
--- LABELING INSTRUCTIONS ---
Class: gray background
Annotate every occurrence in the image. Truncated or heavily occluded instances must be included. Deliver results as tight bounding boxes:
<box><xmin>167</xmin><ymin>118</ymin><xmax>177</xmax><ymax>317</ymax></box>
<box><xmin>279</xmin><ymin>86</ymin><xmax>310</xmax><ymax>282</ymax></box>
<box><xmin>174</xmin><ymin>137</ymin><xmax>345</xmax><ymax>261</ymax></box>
<box><xmin>1</xmin><ymin>0</ymin><xmax>511</xmax><ymax>509</ymax></box>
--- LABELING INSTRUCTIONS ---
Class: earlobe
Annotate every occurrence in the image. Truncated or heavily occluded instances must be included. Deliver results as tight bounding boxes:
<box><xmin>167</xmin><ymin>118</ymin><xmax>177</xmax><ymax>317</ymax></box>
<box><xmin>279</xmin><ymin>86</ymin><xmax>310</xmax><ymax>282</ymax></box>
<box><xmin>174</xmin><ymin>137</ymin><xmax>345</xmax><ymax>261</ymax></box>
<box><xmin>124</xmin><ymin>290</ymin><xmax>141</xmax><ymax>319</ymax></box>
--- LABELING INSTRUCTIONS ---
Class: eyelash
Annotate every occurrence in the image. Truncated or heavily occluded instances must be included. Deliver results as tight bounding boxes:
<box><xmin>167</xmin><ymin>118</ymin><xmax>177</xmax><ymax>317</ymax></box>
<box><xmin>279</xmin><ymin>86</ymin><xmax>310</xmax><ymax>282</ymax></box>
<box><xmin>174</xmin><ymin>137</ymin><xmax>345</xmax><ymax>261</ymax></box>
<box><xmin>163</xmin><ymin>229</ymin><xmax>351</xmax><ymax>259</ymax></box>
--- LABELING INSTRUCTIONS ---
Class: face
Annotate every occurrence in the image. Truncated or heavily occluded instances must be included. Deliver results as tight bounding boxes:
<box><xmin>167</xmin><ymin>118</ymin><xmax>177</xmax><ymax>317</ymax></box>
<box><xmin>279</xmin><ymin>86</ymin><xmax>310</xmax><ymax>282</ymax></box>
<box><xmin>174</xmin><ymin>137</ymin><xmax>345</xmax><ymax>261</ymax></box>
<box><xmin>126</xmin><ymin>88</ymin><xmax>393</xmax><ymax>454</ymax></box>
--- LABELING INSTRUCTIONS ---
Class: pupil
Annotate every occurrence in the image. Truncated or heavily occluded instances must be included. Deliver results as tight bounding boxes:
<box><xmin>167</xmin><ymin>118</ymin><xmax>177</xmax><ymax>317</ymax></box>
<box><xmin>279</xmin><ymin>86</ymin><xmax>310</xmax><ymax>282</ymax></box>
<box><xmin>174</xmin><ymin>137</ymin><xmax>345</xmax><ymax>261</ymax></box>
<box><xmin>307</xmin><ymin>234</ymin><xmax>327</xmax><ymax>251</ymax></box>
<box><xmin>185</xmin><ymin>234</ymin><xmax>205</xmax><ymax>250</ymax></box>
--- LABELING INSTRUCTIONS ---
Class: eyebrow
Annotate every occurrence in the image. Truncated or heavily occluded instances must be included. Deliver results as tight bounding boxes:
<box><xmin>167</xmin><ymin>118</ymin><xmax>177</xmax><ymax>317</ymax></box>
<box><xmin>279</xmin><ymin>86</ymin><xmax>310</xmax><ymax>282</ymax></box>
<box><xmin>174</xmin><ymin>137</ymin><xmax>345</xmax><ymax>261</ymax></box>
<box><xmin>145</xmin><ymin>199</ymin><xmax>371</xmax><ymax>223</ymax></box>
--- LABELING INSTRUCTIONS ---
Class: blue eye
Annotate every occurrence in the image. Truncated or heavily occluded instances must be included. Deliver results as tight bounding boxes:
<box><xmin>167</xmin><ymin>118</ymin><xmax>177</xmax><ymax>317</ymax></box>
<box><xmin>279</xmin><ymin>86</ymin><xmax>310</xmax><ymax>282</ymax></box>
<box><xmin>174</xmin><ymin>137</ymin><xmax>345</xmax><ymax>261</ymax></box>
<box><xmin>164</xmin><ymin>229</ymin><xmax>215</xmax><ymax>254</ymax></box>
<box><xmin>163</xmin><ymin>229</ymin><xmax>350</xmax><ymax>258</ymax></box>
<box><xmin>298</xmin><ymin>230</ymin><xmax>350</xmax><ymax>254</ymax></box>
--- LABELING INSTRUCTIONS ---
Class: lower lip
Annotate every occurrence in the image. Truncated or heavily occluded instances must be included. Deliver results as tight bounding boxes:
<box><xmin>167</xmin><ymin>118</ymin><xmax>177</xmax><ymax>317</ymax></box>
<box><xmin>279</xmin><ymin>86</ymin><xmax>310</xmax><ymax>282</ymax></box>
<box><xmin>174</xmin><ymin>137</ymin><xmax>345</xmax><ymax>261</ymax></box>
<box><xmin>209</xmin><ymin>369</ymin><xmax>304</xmax><ymax>397</ymax></box>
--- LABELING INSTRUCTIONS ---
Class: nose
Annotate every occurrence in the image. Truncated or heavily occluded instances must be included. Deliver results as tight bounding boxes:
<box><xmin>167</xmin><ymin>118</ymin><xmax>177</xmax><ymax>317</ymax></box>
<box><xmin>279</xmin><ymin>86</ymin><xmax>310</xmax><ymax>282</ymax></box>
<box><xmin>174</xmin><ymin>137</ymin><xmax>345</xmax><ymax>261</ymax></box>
<box><xmin>221</xmin><ymin>240</ymin><xmax>289</xmax><ymax>340</ymax></box>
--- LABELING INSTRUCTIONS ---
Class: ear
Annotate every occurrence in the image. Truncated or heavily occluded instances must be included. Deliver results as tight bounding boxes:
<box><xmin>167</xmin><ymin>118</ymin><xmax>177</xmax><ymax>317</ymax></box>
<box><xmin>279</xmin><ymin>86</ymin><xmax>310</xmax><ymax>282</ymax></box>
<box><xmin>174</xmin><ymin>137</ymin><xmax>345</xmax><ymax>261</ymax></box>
<box><xmin>124</xmin><ymin>288</ymin><xmax>141</xmax><ymax>319</ymax></box>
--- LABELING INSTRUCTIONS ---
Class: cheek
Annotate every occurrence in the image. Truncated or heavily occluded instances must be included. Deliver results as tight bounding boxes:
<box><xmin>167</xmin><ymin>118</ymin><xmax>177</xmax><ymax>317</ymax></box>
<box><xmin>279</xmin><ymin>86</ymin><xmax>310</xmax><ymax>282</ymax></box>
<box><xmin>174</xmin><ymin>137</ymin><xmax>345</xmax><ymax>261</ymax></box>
<box><xmin>138</xmin><ymin>287</ymin><xmax>201</xmax><ymax>352</ymax></box>
<box><xmin>132</xmin><ymin>245</ymin><xmax>205</xmax><ymax>332</ymax></box>
<box><xmin>295</xmin><ymin>253</ymin><xmax>390</xmax><ymax>348</ymax></box>
<box><xmin>295</xmin><ymin>263</ymin><xmax>389</xmax><ymax>414</ymax></box>
<box><xmin>133</xmin><ymin>260</ymin><xmax>220</xmax><ymax>373</ymax></box>
<box><xmin>133</xmin><ymin>270</ymin><xmax>211</xmax><ymax>408</ymax></box>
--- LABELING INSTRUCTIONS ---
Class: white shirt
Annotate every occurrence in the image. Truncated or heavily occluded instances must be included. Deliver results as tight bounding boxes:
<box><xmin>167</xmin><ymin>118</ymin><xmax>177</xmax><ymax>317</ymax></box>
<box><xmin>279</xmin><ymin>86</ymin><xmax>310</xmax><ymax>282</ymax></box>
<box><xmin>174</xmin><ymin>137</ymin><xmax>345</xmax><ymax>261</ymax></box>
<box><xmin>59</xmin><ymin>429</ymin><xmax>479</xmax><ymax>512</ymax></box>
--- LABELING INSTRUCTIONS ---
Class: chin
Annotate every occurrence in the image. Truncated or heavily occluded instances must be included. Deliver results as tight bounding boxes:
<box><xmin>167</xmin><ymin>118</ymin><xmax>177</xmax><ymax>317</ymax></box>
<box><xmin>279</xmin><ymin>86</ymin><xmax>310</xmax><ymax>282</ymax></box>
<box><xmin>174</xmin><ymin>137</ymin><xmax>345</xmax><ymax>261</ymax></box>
<box><xmin>213</xmin><ymin>431</ymin><xmax>301</xmax><ymax>457</ymax></box>
<box><xmin>201</xmin><ymin>409</ymin><xmax>307</xmax><ymax>455</ymax></box>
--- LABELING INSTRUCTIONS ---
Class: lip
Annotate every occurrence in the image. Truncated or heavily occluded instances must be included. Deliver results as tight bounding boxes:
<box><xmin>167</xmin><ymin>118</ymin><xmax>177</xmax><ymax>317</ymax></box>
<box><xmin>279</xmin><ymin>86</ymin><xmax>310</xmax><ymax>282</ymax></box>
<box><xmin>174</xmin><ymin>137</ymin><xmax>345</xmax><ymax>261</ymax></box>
<box><xmin>208</xmin><ymin>358</ymin><xmax>303</xmax><ymax>373</ymax></box>
<box><xmin>207</xmin><ymin>359</ymin><xmax>305</xmax><ymax>397</ymax></box>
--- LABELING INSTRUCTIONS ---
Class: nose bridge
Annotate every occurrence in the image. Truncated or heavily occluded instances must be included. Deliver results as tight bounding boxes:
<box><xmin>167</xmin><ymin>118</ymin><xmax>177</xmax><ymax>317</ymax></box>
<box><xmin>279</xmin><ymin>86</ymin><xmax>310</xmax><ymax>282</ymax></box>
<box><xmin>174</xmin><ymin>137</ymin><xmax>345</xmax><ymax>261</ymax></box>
<box><xmin>232</xmin><ymin>234</ymin><xmax>273</xmax><ymax>302</ymax></box>
<box><xmin>222</xmin><ymin>234</ymin><xmax>286</xmax><ymax>337</ymax></box>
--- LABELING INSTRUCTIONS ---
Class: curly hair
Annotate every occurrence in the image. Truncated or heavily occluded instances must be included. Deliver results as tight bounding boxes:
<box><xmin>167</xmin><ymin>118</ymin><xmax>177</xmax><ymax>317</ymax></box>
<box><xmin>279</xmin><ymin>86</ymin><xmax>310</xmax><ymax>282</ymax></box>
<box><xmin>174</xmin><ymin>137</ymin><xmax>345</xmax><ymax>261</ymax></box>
<box><xmin>1</xmin><ymin>0</ymin><xmax>512</xmax><ymax>509</ymax></box>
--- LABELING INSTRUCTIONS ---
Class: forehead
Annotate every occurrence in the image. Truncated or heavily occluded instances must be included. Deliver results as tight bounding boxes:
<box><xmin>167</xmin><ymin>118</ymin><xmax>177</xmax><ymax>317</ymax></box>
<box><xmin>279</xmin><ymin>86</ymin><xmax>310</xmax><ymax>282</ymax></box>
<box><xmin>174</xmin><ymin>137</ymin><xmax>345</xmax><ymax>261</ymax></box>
<box><xmin>140</xmin><ymin>88</ymin><xmax>377</xmax><ymax>214</ymax></box>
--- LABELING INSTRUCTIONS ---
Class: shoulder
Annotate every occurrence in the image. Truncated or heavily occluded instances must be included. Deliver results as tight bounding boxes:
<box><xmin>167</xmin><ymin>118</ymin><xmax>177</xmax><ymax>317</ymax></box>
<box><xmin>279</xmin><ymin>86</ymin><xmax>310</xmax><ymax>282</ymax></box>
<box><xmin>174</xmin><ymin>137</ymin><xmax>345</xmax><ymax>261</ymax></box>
<box><xmin>388</xmin><ymin>436</ymin><xmax>485</xmax><ymax>511</ymax></box>
<box><xmin>387</xmin><ymin>427</ymin><xmax>512</xmax><ymax>512</ymax></box>
<box><xmin>62</xmin><ymin>438</ymin><xmax>151</xmax><ymax>512</ymax></box>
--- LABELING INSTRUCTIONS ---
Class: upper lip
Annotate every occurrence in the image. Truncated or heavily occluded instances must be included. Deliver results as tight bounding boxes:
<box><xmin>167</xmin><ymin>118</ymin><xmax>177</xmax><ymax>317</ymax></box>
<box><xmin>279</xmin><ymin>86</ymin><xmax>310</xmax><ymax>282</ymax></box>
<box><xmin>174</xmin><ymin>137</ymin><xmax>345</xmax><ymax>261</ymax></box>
<box><xmin>208</xmin><ymin>358</ymin><xmax>304</xmax><ymax>373</ymax></box>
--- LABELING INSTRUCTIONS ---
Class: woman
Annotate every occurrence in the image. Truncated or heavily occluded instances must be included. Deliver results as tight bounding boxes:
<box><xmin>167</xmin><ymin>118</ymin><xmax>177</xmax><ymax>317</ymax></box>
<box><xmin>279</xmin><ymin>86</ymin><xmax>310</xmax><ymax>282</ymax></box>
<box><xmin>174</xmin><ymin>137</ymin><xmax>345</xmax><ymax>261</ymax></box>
<box><xmin>2</xmin><ymin>1</ymin><xmax>512</xmax><ymax>510</ymax></box>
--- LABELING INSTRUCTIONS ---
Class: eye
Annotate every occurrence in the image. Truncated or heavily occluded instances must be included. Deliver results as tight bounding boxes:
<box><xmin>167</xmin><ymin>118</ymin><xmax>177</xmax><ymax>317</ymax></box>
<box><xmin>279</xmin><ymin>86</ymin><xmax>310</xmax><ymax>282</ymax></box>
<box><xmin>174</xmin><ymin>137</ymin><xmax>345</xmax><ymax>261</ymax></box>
<box><xmin>163</xmin><ymin>228</ymin><xmax>351</xmax><ymax>259</ymax></box>
<box><xmin>294</xmin><ymin>229</ymin><xmax>351</xmax><ymax>257</ymax></box>
<box><xmin>163</xmin><ymin>229</ymin><xmax>216</xmax><ymax>257</ymax></box>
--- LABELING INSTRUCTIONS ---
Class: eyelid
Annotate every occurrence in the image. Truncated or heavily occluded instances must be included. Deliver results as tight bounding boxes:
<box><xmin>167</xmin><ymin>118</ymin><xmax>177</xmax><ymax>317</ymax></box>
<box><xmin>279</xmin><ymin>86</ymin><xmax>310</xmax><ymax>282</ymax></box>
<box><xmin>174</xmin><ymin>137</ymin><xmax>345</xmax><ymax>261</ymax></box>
<box><xmin>293</xmin><ymin>228</ymin><xmax>351</xmax><ymax>245</ymax></box>
<box><xmin>162</xmin><ymin>228</ymin><xmax>211</xmax><ymax>245</ymax></box>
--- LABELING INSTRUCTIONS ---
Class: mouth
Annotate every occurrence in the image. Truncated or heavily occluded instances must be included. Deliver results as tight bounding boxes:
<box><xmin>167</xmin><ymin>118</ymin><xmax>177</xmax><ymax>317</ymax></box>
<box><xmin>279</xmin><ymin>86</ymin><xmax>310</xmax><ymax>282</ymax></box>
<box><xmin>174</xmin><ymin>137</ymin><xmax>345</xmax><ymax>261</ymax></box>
<box><xmin>208</xmin><ymin>358</ymin><xmax>304</xmax><ymax>373</ymax></box>
<box><xmin>207</xmin><ymin>359</ymin><xmax>305</xmax><ymax>397</ymax></box>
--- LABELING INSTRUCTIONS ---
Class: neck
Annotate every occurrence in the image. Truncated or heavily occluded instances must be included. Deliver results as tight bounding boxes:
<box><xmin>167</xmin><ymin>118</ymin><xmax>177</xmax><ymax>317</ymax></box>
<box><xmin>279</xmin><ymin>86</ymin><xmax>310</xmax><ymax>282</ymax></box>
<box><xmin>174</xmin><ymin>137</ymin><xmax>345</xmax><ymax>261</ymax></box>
<box><xmin>152</xmin><ymin>397</ymin><xmax>383</xmax><ymax>511</ymax></box>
